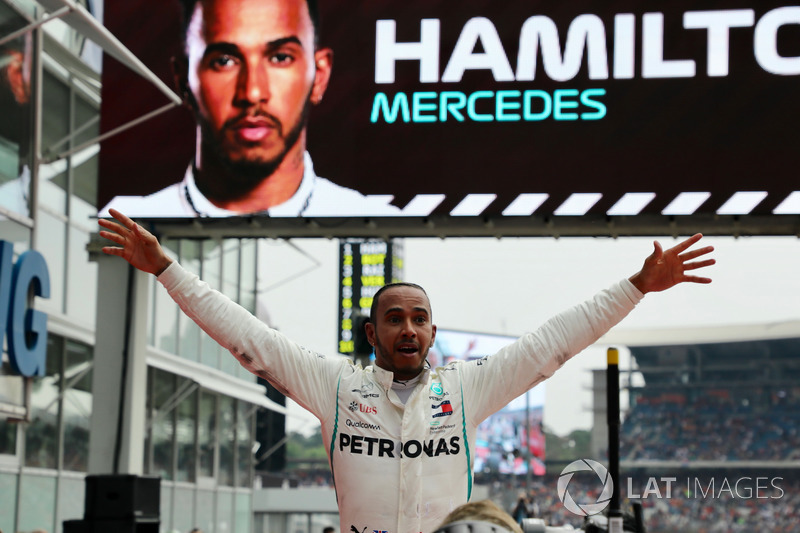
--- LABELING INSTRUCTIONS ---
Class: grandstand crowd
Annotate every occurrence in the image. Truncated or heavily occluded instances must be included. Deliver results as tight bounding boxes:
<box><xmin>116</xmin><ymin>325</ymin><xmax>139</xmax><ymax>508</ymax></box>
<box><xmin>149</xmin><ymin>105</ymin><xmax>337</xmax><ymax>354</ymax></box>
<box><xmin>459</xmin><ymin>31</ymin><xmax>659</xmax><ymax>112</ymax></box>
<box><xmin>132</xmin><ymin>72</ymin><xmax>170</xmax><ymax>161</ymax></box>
<box><xmin>620</xmin><ymin>390</ymin><xmax>800</xmax><ymax>461</ymax></box>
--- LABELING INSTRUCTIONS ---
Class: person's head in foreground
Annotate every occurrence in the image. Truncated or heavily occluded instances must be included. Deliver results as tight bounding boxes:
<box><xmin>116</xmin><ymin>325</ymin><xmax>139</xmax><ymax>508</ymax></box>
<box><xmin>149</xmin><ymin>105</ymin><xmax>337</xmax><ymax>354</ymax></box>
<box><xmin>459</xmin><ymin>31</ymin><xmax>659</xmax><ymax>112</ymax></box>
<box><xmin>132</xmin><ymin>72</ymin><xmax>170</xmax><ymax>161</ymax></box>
<box><xmin>433</xmin><ymin>500</ymin><xmax>523</xmax><ymax>533</ymax></box>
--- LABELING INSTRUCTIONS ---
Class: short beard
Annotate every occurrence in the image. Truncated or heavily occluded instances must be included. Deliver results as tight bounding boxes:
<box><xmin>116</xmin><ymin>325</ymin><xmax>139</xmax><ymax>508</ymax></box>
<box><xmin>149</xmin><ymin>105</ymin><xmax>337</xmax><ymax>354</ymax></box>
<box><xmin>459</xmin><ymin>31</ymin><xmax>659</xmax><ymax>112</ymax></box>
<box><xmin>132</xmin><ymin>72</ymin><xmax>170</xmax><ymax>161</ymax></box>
<box><xmin>373</xmin><ymin>331</ymin><xmax>429</xmax><ymax>377</ymax></box>
<box><xmin>197</xmin><ymin>89</ymin><xmax>313</xmax><ymax>201</ymax></box>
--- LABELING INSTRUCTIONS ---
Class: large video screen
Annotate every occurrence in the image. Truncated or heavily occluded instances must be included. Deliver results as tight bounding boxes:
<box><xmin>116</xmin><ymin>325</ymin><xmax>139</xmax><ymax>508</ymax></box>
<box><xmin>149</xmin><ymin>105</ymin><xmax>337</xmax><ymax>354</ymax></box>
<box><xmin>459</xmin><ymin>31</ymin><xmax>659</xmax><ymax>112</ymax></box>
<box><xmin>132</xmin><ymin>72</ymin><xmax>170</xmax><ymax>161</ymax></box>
<box><xmin>98</xmin><ymin>1</ymin><xmax>800</xmax><ymax>220</ymax></box>
<box><xmin>430</xmin><ymin>329</ymin><xmax>546</xmax><ymax>476</ymax></box>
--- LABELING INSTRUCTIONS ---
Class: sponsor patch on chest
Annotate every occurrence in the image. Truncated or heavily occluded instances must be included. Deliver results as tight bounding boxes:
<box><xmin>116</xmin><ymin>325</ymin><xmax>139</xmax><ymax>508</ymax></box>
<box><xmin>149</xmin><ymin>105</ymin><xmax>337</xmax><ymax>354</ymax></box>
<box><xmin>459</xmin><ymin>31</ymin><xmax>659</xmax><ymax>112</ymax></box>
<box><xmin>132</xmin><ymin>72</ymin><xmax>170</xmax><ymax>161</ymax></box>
<box><xmin>432</xmin><ymin>400</ymin><xmax>453</xmax><ymax>418</ymax></box>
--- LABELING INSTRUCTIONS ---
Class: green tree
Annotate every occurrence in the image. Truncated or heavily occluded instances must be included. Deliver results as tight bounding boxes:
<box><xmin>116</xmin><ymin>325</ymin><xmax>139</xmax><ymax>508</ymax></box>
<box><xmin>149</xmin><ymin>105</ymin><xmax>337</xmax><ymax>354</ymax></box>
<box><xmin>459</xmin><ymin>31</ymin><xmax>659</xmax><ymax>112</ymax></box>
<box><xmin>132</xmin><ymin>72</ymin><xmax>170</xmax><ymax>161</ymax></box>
<box><xmin>544</xmin><ymin>428</ymin><xmax>592</xmax><ymax>472</ymax></box>
<box><xmin>286</xmin><ymin>427</ymin><xmax>328</xmax><ymax>469</ymax></box>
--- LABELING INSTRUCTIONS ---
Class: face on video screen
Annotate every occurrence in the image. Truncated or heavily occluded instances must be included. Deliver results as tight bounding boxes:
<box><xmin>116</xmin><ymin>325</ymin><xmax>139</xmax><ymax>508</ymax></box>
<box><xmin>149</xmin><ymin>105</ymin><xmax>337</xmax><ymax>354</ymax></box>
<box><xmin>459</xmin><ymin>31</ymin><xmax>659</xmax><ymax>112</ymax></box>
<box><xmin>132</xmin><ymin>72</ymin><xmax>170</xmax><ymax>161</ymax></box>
<box><xmin>98</xmin><ymin>0</ymin><xmax>800</xmax><ymax>220</ymax></box>
<box><xmin>181</xmin><ymin>0</ymin><xmax>328</xmax><ymax>187</ymax></box>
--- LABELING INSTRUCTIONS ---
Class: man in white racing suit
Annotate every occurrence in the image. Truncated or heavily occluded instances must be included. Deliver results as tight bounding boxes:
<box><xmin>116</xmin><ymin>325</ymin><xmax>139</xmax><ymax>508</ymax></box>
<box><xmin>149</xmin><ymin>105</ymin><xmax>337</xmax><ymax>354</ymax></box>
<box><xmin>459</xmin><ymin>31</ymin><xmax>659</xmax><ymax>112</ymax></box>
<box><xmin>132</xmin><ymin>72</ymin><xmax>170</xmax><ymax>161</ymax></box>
<box><xmin>98</xmin><ymin>209</ymin><xmax>715</xmax><ymax>533</ymax></box>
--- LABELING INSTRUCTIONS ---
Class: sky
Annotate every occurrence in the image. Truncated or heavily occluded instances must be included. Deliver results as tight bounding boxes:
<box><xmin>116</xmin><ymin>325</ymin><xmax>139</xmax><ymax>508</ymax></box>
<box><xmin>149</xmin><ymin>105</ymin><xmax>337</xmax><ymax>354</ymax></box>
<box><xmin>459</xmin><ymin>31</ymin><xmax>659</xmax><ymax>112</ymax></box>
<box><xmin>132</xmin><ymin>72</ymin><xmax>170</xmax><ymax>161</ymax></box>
<box><xmin>256</xmin><ymin>234</ymin><xmax>800</xmax><ymax>436</ymax></box>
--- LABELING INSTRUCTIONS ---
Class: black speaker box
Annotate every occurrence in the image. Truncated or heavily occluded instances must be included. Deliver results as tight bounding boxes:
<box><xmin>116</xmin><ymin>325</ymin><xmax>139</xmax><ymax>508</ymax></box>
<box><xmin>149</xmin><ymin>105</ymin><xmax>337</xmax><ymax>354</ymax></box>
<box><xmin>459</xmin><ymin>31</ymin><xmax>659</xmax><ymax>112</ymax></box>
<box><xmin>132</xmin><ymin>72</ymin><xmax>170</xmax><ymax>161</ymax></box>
<box><xmin>64</xmin><ymin>518</ymin><xmax>160</xmax><ymax>533</ymax></box>
<box><xmin>84</xmin><ymin>474</ymin><xmax>161</xmax><ymax>520</ymax></box>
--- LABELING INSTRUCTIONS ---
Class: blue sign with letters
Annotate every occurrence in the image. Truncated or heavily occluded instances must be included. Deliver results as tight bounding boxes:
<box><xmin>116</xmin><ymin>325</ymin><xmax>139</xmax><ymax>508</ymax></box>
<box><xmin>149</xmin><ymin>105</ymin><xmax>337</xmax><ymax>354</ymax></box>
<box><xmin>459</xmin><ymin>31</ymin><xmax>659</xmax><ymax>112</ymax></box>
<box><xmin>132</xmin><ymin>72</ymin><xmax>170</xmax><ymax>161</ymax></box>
<box><xmin>0</xmin><ymin>240</ymin><xmax>50</xmax><ymax>377</ymax></box>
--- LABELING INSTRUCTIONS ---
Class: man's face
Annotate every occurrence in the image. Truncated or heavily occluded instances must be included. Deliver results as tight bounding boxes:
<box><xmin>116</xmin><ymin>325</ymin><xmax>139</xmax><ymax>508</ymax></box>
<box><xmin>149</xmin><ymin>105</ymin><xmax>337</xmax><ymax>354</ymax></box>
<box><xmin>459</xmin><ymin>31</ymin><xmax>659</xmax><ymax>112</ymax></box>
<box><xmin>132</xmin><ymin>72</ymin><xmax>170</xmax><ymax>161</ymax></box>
<box><xmin>365</xmin><ymin>286</ymin><xmax>437</xmax><ymax>381</ymax></box>
<box><xmin>181</xmin><ymin>0</ymin><xmax>331</xmax><ymax>180</ymax></box>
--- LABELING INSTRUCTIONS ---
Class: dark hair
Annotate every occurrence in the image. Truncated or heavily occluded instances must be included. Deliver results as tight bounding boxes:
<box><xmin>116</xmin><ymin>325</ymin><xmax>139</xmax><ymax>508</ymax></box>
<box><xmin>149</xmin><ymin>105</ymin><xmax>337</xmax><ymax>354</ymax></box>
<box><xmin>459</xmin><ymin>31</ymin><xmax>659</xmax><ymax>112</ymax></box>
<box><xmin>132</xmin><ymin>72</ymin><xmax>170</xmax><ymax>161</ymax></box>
<box><xmin>177</xmin><ymin>0</ymin><xmax>320</xmax><ymax>47</ymax></box>
<box><xmin>369</xmin><ymin>282</ymin><xmax>430</xmax><ymax>323</ymax></box>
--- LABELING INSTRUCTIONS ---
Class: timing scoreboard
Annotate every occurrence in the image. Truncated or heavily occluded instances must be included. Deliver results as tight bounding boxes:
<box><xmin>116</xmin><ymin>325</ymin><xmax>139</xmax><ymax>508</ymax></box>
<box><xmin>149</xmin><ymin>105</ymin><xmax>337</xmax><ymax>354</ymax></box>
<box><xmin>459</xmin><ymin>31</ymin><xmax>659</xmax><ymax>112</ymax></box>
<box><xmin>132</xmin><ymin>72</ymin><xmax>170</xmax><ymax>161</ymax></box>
<box><xmin>338</xmin><ymin>239</ymin><xmax>405</xmax><ymax>356</ymax></box>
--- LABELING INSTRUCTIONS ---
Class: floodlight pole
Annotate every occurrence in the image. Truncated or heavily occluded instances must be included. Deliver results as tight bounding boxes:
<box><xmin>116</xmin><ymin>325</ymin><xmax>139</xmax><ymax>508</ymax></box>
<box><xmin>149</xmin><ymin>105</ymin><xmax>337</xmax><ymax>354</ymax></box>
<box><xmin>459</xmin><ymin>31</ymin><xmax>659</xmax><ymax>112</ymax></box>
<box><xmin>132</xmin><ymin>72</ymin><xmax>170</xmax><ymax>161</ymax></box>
<box><xmin>607</xmin><ymin>347</ymin><xmax>623</xmax><ymax>532</ymax></box>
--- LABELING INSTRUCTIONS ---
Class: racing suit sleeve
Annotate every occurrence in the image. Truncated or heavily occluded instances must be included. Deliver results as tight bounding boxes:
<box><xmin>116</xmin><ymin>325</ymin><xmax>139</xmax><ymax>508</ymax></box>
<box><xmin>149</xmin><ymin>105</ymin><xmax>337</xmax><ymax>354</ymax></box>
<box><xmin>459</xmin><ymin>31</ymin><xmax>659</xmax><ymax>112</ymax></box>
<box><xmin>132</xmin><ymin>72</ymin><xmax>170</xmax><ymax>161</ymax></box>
<box><xmin>459</xmin><ymin>279</ymin><xmax>643</xmax><ymax>425</ymax></box>
<box><xmin>157</xmin><ymin>261</ymin><xmax>349</xmax><ymax>420</ymax></box>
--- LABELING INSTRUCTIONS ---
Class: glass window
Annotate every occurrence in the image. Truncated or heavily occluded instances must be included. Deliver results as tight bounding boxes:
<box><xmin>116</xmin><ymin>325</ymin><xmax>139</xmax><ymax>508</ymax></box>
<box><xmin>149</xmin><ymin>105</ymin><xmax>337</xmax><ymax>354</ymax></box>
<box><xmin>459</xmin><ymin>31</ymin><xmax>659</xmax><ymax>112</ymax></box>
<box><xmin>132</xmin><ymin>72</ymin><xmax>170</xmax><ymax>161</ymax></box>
<box><xmin>61</xmin><ymin>339</ymin><xmax>92</xmax><ymax>471</ymax></box>
<box><xmin>200</xmin><ymin>240</ymin><xmax>222</xmax><ymax>369</ymax></box>
<box><xmin>24</xmin><ymin>334</ymin><xmax>62</xmax><ymax>468</ymax></box>
<box><xmin>0</xmin><ymin>416</ymin><xmax>17</xmax><ymax>456</ymax></box>
<box><xmin>35</xmin><ymin>210</ymin><xmax>66</xmax><ymax>314</ymax></box>
<box><xmin>175</xmin><ymin>377</ymin><xmax>197</xmax><ymax>482</ymax></box>
<box><xmin>73</xmin><ymin>92</ymin><xmax>99</xmax><ymax>148</ymax></box>
<box><xmin>172</xmin><ymin>486</ymin><xmax>195</xmax><ymax>533</ymax></box>
<box><xmin>40</xmin><ymin>70</ymin><xmax>70</xmax><ymax>215</ymax></box>
<box><xmin>202</xmin><ymin>239</ymin><xmax>222</xmax><ymax>291</ymax></box>
<box><xmin>234</xmin><ymin>492</ymin><xmax>252</xmax><ymax>533</ymax></box>
<box><xmin>159</xmin><ymin>484</ymin><xmax>173</xmax><ymax>533</ymax></box>
<box><xmin>220</xmin><ymin>239</ymin><xmax>240</xmax><ymax>375</ymax></box>
<box><xmin>219</xmin><ymin>395</ymin><xmax>235</xmax><ymax>486</ymax></box>
<box><xmin>62</xmin><ymin>90</ymin><xmax>100</xmax><ymax>219</ymax></box>
<box><xmin>151</xmin><ymin>238</ymin><xmax>180</xmax><ymax>353</ymax></box>
<box><xmin>66</xmin><ymin>225</ymin><xmax>97</xmax><ymax>322</ymax></box>
<box><xmin>240</xmin><ymin>239</ymin><xmax>256</xmax><ymax>314</ymax></box>
<box><xmin>238</xmin><ymin>239</ymin><xmax>257</xmax><ymax>379</ymax></box>
<box><xmin>31</xmin><ymin>41</ymin><xmax>100</xmax><ymax>222</ymax></box>
<box><xmin>286</xmin><ymin>513</ymin><xmax>315</xmax><ymax>533</ymax></box>
<box><xmin>0</xmin><ymin>352</ymin><xmax>26</xmax><ymax>415</ymax></box>
<box><xmin>0</xmin><ymin>471</ymin><xmax>17</xmax><ymax>532</ymax></box>
<box><xmin>0</xmin><ymin>219</ymin><xmax>31</xmax><ymax>252</ymax></box>
<box><xmin>0</xmin><ymin>344</ymin><xmax>23</xmax><ymax>456</ymax></box>
<box><xmin>149</xmin><ymin>369</ymin><xmax>176</xmax><ymax>481</ymax></box>
<box><xmin>198</xmin><ymin>391</ymin><xmax>216</xmax><ymax>478</ymax></box>
<box><xmin>178</xmin><ymin>239</ymin><xmax>202</xmax><ymax>361</ymax></box>
<box><xmin>215</xmin><ymin>488</ymin><xmax>234</xmax><ymax>533</ymax></box>
<box><xmin>17</xmin><ymin>473</ymin><xmax>56</xmax><ymax>532</ymax></box>
<box><xmin>0</xmin><ymin>5</ymin><xmax>32</xmax><ymax>218</ymax></box>
<box><xmin>71</xmin><ymin>146</ymin><xmax>99</xmax><ymax>222</ymax></box>
<box><xmin>40</xmin><ymin>0</ymin><xmax>92</xmax><ymax>58</ymax></box>
<box><xmin>15</xmin><ymin>334</ymin><xmax>93</xmax><ymax>469</ymax></box>
<box><xmin>236</xmin><ymin>401</ymin><xmax>253</xmax><ymax>488</ymax></box>
<box><xmin>196</xmin><ymin>489</ymin><xmax>214</xmax><ymax>533</ymax></box>
<box><xmin>221</xmin><ymin>239</ymin><xmax>240</xmax><ymax>300</ymax></box>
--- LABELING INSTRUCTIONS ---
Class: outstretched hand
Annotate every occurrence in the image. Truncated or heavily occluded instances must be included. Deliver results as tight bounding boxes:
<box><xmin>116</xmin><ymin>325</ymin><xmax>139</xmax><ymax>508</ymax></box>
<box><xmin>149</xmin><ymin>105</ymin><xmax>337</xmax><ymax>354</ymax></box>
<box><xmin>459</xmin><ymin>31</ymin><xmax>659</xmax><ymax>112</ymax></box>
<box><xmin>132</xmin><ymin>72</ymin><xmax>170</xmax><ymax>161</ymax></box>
<box><xmin>629</xmin><ymin>234</ymin><xmax>715</xmax><ymax>294</ymax></box>
<box><xmin>98</xmin><ymin>209</ymin><xmax>173</xmax><ymax>276</ymax></box>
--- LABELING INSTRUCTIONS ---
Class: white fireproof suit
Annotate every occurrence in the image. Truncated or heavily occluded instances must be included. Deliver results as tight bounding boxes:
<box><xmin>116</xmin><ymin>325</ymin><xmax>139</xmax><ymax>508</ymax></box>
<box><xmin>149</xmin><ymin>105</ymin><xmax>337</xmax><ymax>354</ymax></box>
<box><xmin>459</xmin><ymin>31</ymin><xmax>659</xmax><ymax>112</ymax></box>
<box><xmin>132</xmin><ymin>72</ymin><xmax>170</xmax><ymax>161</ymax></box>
<box><xmin>158</xmin><ymin>262</ymin><xmax>644</xmax><ymax>533</ymax></box>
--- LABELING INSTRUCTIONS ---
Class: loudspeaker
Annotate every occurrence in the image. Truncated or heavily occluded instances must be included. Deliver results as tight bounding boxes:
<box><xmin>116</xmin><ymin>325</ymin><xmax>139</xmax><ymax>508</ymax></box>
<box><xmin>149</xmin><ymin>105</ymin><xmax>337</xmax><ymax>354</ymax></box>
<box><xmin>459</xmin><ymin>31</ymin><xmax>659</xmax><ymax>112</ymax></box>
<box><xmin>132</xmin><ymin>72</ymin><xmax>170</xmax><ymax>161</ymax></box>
<box><xmin>64</xmin><ymin>518</ymin><xmax>159</xmax><ymax>533</ymax></box>
<box><xmin>63</xmin><ymin>519</ymin><xmax>87</xmax><ymax>533</ymax></box>
<box><xmin>84</xmin><ymin>474</ymin><xmax>160</xmax><ymax>520</ymax></box>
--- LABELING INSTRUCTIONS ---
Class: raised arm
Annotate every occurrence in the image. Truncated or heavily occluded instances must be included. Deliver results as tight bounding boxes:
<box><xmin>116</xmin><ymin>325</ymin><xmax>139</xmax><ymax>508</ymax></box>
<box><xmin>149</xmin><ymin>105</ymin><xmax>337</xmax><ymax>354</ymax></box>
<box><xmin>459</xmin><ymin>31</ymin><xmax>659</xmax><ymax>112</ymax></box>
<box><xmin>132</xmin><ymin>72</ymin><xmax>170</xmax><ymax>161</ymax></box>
<box><xmin>464</xmin><ymin>235</ymin><xmax>716</xmax><ymax>423</ymax></box>
<box><xmin>628</xmin><ymin>233</ymin><xmax>715</xmax><ymax>294</ymax></box>
<box><xmin>98</xmin><ymin>208</ymin><xmax>173</xmax><ymax>276</ymax></box>
<box><xmin>98</xmin><ymin>208</ymin><xmax>345</xmax><ymax>419</ymax></box>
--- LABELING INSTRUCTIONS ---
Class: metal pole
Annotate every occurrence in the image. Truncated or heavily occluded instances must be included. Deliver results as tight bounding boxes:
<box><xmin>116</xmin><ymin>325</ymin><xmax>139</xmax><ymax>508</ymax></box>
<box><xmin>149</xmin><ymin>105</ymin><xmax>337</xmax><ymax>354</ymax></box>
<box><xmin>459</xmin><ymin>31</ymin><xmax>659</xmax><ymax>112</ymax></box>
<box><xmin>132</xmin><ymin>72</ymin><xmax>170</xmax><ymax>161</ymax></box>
<box><xmin>525</xmin><ymin>390</ymin><xmax>532</xmax><ymax>493</ymax></box>
<box><xmin>607</xmin><ymin>347</ymin><xmax>623</xmax><ymax>532</ymax></box>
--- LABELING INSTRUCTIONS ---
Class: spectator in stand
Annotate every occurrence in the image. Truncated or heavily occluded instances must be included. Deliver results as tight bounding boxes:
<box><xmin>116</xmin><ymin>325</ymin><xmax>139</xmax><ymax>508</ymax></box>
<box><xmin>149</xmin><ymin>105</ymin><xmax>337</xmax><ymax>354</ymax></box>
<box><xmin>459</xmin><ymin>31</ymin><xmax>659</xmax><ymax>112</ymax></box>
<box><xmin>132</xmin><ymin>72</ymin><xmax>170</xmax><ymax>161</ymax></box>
<box><xmin>511</xmin><ymin>493</ymin><xmax>531</xmax><ymax>524</ymax></box>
